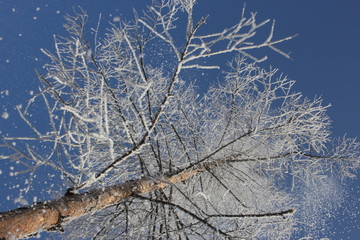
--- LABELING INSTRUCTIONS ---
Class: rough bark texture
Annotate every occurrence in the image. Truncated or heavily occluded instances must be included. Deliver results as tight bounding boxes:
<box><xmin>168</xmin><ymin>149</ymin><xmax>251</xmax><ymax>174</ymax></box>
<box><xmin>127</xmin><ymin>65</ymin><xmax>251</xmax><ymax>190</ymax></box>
<box><xmin>0</xmin><ymin>165</ymin><xmax>202</xmax><ymax>239</ymax></box>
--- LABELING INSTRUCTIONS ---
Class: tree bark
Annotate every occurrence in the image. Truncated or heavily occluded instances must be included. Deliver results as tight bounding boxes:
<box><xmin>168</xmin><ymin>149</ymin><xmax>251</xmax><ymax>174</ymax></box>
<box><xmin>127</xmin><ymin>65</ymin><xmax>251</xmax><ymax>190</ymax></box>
<box><xmin>0</xmin><ymin>165</ymin><xmax>201</xmax><ymax>239</ymax></box>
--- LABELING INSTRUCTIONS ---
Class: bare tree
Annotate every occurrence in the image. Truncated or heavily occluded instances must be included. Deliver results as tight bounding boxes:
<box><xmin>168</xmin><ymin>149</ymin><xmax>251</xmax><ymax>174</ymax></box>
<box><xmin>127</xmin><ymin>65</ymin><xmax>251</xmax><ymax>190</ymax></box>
<box><xmin>0</xmin><ymin>1</ymin><xmax>359</xmax><ymax>239</ymax></box>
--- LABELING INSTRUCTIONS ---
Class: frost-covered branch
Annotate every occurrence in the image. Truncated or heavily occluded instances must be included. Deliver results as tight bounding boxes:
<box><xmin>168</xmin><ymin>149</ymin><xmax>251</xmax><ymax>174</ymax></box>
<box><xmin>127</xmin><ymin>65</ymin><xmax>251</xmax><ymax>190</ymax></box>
<box><xmin>0</xmin><ymin>0</ymin><xmax>358</xmax><ymax>239</ymax></box>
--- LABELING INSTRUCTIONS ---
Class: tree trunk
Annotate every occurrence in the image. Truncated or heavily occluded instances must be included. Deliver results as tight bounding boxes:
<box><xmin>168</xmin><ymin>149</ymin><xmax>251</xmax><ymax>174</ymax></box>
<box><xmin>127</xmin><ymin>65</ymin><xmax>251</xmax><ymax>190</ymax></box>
<box><xmin>0</xmin><ymin>165</ymin><xmax>201</xmax><ymax>239</ymax></box>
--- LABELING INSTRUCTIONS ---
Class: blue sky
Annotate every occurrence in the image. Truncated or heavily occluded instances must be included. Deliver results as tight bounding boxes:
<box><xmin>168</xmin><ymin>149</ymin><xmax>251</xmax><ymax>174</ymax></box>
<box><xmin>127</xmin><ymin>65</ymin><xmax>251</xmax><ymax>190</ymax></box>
<box><xmin>0</xmin><ymin>0</ymin><xmax>359</xmax><ymax>239</ymax></box>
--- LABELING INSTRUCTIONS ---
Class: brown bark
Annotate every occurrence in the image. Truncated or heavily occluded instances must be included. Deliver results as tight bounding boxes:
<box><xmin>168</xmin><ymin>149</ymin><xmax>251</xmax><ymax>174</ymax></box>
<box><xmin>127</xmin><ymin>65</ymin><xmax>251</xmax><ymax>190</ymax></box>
<box><xmin>0</xmin><ymin>166</ymin><xmax>200</xmax><ymax>239</ymax></box>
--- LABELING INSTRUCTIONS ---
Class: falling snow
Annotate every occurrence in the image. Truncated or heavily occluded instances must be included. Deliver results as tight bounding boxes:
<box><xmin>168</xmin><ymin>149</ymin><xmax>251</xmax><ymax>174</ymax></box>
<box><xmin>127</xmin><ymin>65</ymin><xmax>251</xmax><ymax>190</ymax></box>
<box><xmin>113</xmin><ymin>16</ymin><xmax>120</xmax><ymax>22</ymax></box>
<box><xmin>14</xmin><ymin>196</ymin><xmax>29</xmax><ymax>206</ymax></box>
<box><xmin>1</xmin><ymin>112</ymin><xmax>9</xmax><ymax>119</ymax></box>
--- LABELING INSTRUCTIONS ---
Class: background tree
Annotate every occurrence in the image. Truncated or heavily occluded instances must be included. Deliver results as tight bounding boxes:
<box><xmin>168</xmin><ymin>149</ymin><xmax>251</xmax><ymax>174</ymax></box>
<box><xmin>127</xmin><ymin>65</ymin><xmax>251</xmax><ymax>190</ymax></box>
<box><xmin>0</xmin><ymin>0</ymin><xmax>359</xmax><ymax>239</ymax></box>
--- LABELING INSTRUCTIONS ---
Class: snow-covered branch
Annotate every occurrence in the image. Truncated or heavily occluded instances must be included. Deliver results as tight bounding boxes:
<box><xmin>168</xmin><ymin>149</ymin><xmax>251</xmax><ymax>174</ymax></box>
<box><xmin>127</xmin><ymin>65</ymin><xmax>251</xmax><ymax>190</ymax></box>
<box><xmin>0</xmin><ymin>1</ymin><xmax>358</xmax><ymax>239</ymax></box>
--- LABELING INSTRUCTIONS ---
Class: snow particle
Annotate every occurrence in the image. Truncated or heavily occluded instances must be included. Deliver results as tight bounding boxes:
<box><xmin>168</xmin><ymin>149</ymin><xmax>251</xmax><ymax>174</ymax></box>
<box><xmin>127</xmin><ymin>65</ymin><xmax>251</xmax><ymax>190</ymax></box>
<box><xmin>56</xmin><ymin>10</ymin><xmax>61</xmax><ymax>14</ymax></box>
<box><xmin>29</xmin><ymin>90</ymin><xmax>34</xmax><ymax>95</ymax></box>
<box><xmin>12</xmin><ymin>8</ymin><xmax>16</xmax><ymax>12</ymax></box>
<box><xmin>113</xmin><ymin>16</ymin><xmax>120</xmax><ymax>22</ymax></box>
<box><xmin>0</xmin><ymin>37</ymin><xmax>3</xmax><ymax>41</ymax></box>
<box><xmin>1</xmin><ymin>112</ymin><xmax>9</xmax><ymax>119</ymax></box>
<box><xmin>14</xmin><ymin>196</ymin><xmax>29</xmax><ymax>206</ymax></box>
<box><xmin>36</xmin><ymin>7</ymin><xmax>40</xmax><ymax>11</ymax></box>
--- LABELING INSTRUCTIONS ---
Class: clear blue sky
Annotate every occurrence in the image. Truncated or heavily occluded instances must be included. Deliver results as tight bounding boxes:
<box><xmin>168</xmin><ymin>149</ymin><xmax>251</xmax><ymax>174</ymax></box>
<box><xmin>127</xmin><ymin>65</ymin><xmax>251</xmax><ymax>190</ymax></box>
<box><xmin>0</xmin><ymin>1</ymin><xmax>359</xmax><ymax>239</ymax></box>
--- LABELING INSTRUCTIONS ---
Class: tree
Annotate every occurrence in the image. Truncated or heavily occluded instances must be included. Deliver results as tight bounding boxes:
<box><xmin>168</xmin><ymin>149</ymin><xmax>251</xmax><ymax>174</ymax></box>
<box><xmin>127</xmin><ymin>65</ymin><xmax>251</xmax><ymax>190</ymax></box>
<box><xmin>0</xmin><ymin>0</ymin><xmax>359</xmax><ymax>239</ymax></box>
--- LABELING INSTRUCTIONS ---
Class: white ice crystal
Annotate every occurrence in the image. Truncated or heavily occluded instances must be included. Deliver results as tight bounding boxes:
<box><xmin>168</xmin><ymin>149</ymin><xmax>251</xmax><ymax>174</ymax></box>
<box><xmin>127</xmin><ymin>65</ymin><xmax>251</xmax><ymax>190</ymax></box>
<box><xmin>113</xmin><ymin>16</ymin><xmax>120</xmax><ymax>22</ymax></box>
<box><xmin>14</xmin><ymin>195</ymin><xmax>29</xmax><ymax>206</ymax></box>
<box><xmin>1</xmin><ymin>112</ymin><xmax>9</xmax><ymax>119</ymax></box>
